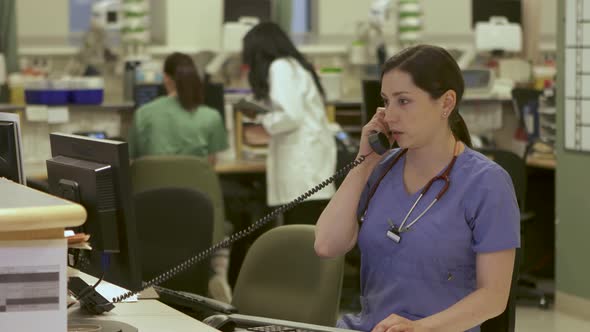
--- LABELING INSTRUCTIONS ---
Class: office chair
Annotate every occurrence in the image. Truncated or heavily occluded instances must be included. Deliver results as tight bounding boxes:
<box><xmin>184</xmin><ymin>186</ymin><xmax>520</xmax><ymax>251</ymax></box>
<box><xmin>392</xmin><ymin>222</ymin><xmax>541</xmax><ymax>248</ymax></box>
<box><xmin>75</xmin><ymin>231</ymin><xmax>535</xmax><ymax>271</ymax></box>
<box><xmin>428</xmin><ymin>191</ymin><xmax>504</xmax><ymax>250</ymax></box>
<box><xmin>477</xmin><ymin>148</ymin><xmax>551</xmax><ymax>309</ymax></box>
<box><xmin>130</xmin><ymin>155</ymin><xmax>226</xmax><ymax>244</ymax></box>
<box><xmin>231</xmin><ymin>225</ymin><xmax>345</xmax><ymax>327</ymax></box>
<box><xmin>481</xmin><ymin>248</ymin><xmax>521</xmax><ymax>332</ymax></box>
<box><xmin>134</xmin><ymin>187</ymin><xmax>214</xmax><ymax>296</ymax></box>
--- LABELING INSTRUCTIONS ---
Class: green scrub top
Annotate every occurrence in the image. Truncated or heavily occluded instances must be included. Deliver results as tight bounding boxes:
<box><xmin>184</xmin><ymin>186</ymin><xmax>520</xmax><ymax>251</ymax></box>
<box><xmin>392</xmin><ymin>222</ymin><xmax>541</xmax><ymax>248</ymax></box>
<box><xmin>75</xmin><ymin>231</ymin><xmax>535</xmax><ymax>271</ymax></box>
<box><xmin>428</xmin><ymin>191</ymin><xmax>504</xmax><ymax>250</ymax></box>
<box><xmin>128</xmin><ymin>96</ymin><xmax>228</xmax><ymax>159</ymax></box>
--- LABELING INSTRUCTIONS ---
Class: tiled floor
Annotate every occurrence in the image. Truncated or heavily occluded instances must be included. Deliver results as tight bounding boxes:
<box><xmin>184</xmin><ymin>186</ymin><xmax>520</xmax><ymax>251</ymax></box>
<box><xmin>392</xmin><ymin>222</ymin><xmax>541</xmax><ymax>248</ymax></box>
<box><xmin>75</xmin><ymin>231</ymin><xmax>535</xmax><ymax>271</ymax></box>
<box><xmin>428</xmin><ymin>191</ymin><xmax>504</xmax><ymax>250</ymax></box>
<box><xmin>516</xmin><ymin>306</ymin><xmax>590</xmax><ymax>332</ymax></box>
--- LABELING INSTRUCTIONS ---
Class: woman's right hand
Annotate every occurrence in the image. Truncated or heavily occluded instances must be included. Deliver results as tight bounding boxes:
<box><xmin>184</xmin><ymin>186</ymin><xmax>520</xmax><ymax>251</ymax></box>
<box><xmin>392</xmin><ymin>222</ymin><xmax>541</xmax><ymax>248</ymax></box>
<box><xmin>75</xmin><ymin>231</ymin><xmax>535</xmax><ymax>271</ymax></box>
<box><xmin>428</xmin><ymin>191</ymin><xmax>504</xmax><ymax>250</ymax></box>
<box><xmin>358</xmin><ymin>107</ymin><xmax>394</xmax><ymax>158</ymax></box>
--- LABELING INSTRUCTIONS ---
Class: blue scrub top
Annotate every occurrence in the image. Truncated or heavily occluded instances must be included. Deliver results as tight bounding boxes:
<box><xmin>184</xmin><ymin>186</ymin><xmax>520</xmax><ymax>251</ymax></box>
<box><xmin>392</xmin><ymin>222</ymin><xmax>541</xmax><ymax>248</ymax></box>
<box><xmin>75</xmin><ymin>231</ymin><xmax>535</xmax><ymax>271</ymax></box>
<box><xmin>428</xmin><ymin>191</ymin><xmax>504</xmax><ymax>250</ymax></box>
<box><xmin>337</xmin><ymin>147</ymin><xmax>520</xmax><ymax>332</ymax></box>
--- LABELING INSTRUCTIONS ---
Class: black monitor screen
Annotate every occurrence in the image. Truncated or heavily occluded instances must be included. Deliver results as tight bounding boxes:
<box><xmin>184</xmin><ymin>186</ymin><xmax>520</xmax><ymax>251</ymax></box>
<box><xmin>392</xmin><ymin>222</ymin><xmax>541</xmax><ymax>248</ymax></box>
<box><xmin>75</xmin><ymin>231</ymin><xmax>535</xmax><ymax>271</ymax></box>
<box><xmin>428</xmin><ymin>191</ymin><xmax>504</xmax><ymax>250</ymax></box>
<box><xmin>0</xmin><ymin>114</ymin><xmax>24</xmax><ymax>184</ymax></box>
<box><xmin>204</xmin><ymin>82</ymin><xmax>226</xmax><ymax>128</ymax></box>
<box><xmin>362</xmin><ymin>80</ymin><xmax>383</xmax><ymax>126</ymax></box>
<box><xmin>47</xmin><ymin>133</ymin><xmax>141</xmax><ymax>291</ymax></box>
<box><xmin>134</xmin><ymin>82</ymin><xmax>225</xmax><ymax>127</ymax></box>
<box><xmin>472</xmin><ymin>0</ymin><xmax>521</xmax><ymax>27</ymax></box>
<box><xmin>0</xmin><ymin>122</ymin><xmax>21</xmax><ymax>183</ymax></box>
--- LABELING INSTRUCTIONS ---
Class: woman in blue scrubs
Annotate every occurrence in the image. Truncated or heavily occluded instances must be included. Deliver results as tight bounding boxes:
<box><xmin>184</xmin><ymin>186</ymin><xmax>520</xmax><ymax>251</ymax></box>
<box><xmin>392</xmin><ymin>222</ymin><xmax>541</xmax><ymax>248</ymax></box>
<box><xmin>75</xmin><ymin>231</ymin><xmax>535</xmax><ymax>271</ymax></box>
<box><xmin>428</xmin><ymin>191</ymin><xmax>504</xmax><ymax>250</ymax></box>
<box><xmin>315</xmin><ymin>45</ymin><xmax>519</xmax><ymax>332</ymax></box>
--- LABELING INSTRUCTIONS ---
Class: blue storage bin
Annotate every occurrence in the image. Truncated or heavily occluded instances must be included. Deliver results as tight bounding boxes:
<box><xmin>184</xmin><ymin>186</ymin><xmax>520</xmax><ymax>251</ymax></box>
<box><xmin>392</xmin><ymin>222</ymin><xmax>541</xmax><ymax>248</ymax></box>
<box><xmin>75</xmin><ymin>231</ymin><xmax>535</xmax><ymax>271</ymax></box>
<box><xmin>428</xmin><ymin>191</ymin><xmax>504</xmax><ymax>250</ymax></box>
<box><xmin>71</xmin><ymin>77</ymin><xmax>104</xmax><ymax>105</ymax></box>
<box><xmin>24</xmin><ymin>79</ymin><xmax>48</xmax><ymax>105</ymax></box>
<box><xmin>47</xmin><ymin>90</ymin><xmax>69</xmax><ymax>105</ymax></box>
<box><xmin>25</xmin><ymin>89</ymin><xmax>41</xmax><ymax>104</ymax></box>
<box><xmin>72</xmin><ymin>89</ymin><xmax>104</xmax><ymax>104</ymax></box>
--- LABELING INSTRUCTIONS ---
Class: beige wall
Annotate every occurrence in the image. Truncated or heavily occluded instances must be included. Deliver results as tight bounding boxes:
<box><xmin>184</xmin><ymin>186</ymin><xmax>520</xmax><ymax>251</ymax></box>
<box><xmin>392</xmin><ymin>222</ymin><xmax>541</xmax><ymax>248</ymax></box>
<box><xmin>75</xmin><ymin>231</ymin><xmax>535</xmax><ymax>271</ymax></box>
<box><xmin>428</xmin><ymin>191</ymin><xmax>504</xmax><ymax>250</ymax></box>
<box><xmin>159</xmin><ymin>0</ymin><xmax>223</xmax><ymax>51</ymax></box>
<box><xmin>16</xmin><ymin>0</ymin><xmax>557</xmax><ymax>48</ymax></box>
<box><xmin>17</xmin><ymin>0</ymin><xmax>223</xmax><ymax>52</ymax></box>
<box><xmin>317</xmin><ymin>0</ymin><xmax>557</xmax><ymax>39</ymax></box>
<box><xmin>16</xmin><ymin>0</ymin><xmax>69</xmax><ymax>39</ymax></box>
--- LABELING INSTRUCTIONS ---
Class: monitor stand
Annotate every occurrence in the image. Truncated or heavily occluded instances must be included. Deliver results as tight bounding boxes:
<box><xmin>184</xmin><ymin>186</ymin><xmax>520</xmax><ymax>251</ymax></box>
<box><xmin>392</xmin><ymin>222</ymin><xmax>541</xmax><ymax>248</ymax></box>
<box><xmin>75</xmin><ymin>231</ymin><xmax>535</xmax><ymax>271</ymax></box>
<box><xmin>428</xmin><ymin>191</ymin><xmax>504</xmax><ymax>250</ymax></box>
<box><xmin>68</xmin><ymin>318</ymin><xmax>138</xmax><ymax>332</ymax></box>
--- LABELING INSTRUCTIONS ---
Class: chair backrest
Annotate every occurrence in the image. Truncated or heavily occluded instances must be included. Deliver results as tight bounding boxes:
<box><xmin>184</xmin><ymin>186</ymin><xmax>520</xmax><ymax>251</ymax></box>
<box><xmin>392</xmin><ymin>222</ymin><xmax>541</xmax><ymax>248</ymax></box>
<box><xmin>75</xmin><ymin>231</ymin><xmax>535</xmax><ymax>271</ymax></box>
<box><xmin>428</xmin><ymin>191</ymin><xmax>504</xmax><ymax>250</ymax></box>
<box><xmin>232</xmin><ymin>225</ymin><xmax>344</xmax><ymax>326</ymax></box>
<box><xmin>130</xmin><ymin>155</ymin><xmax>226</xmax><ymax>243</ymax></box>
<box><xmin>477</xmin><ymin>148</ymin><xmax>527</xmax><ymax>212</ymax></box>
<box><xmin>134</xmin><ymin>187</ymin><xmax>214</xmax><ymax>295</ymax></box>
<box><xmin>481</xmin><ymin>248</ymin><xmax>522</xmax><ymax>332</ymax></box>
<box><xmin>477</xmin><ymin>149</ymin><xmax>525</xmax><ymax>332</ymax></box>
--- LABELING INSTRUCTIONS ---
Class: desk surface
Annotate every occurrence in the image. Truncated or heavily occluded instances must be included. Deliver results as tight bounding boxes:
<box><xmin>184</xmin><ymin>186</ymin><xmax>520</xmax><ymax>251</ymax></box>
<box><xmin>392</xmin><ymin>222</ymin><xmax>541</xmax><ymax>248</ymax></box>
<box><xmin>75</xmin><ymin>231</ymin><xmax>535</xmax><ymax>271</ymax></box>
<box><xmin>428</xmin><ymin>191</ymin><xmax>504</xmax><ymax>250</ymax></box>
<box><xmin>0</xmin><ymin>102</ymin><xmax>134</xmax><ymax>112</ymax></box>
<box><xmin>69</xmin><ymin>300</ymin><xmax>215</xmax><ymax>331</ymax></box>
<box><xmin>0</xmin><ymin>178</ymin><xmax>86</xmax><ymax>232</ymax></box>
<box><xmin>0</xmin><ymin>103</ymin><xmax>25</xmax><ymax>112</ymax></box>
<box><xmin>69</xmin><ymin>271</ymin><xmax>216</xmax><ymax>332</ymax></box>
<box><xmin>526</xmin><ymin>156</ymin><xmax>557</xmax><ymax>170</ymax></box>
<box><xmin>25</xmin><ymin>157</ymin><xmax>267</xmax><ymax>179</ymax></box>
<box><xmin>215</xmin><ymin>158</ymin><xmax>266</xmax><ymax>174</ymax></box>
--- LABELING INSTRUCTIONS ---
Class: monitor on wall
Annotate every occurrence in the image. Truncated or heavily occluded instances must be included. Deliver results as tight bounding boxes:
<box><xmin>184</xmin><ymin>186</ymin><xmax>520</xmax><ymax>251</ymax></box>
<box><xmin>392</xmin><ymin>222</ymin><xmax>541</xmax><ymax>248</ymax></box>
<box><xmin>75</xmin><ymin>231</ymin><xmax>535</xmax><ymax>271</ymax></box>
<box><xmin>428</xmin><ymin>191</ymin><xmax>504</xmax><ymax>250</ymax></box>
<box><xmin>472</xmin><ymin>0</ymin><xmax>522</xmax><ymax>27</ymax></box>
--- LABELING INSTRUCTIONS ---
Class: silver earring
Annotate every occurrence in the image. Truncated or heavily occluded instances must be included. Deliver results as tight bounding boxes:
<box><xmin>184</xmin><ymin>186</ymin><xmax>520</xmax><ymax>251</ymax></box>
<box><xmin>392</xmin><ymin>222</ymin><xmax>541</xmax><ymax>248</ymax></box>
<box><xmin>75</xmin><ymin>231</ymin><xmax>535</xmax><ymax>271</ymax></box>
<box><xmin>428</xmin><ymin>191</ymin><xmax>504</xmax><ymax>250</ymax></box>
<box><xmin>443</xmin><ymin>112</ymin><xmax>448</xmax><ymax>117</ymax></box>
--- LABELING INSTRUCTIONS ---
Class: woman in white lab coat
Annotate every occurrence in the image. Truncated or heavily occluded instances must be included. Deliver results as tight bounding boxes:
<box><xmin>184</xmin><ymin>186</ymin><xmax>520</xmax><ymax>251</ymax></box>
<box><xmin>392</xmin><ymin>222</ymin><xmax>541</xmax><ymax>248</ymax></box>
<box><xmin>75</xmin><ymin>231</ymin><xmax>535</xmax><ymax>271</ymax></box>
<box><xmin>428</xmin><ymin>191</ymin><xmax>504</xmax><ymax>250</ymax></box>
<box><xmin>241</xmin><ymin>22</ymin><xmax>337</xmax><ymax>225</ymax></box>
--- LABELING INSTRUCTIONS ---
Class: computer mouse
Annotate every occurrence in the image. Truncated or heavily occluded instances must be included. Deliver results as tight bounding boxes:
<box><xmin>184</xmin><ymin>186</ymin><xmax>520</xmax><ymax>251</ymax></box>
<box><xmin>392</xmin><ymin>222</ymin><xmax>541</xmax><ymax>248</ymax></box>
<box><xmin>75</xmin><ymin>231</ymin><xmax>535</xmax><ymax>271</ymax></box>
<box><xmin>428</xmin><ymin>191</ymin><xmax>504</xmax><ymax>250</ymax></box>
<box><xmin>202</xmin><ymin>314</ymin><xmax>236</xmax><ymax>332</ymax></box>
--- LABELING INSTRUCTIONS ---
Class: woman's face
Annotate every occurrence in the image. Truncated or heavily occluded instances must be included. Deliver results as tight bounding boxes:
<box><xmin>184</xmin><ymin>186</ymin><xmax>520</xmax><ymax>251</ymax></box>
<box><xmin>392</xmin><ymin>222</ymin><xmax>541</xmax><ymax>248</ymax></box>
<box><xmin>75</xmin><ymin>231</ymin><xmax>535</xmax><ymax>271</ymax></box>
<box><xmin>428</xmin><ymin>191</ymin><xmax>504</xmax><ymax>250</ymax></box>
<box><xmin>380</xmin><ymin>69</ymin><xmax>453</xmax><ymax>149</ymax></box>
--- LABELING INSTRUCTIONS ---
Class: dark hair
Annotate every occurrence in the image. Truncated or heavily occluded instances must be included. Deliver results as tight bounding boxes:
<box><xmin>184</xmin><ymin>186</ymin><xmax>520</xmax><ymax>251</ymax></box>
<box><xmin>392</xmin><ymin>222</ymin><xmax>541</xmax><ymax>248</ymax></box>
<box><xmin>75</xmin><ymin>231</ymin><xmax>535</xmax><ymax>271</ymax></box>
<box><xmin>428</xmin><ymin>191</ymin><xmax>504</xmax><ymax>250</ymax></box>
<box><xmin>242</xmin><ymin>22</ymin><xmax>325</xmax><ymax>100</ymax></box>
<box><xmin>381</xmin><ymin>45</ymin><xmax>472</xmax><ymax>148</ymax></box>
<box><xmin>163</xmin><ymin>52</ymin><xmax>203</xmax><ymax>111</ymax></box>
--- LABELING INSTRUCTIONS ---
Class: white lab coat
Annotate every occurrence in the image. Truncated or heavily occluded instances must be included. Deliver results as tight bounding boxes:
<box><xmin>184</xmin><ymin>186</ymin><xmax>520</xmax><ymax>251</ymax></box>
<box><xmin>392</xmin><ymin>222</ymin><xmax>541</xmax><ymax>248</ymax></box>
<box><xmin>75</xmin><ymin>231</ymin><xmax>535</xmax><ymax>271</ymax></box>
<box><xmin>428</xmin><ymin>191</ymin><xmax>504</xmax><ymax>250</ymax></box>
<box><xmin>260</xmin><ymin>57</ymin><xmax>337</xmax><ymax>206</ymax></box>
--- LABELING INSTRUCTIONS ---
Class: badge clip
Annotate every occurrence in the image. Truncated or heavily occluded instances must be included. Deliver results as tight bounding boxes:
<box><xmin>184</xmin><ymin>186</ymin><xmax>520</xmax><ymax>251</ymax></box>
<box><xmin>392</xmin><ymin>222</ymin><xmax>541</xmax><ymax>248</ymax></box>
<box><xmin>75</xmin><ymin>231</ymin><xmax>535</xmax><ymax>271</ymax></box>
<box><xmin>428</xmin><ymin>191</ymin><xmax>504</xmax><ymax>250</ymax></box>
<box><xmin>386</xmin><ymin>218</ymin><xmax>401</xmax><ymax>243</ymax></box>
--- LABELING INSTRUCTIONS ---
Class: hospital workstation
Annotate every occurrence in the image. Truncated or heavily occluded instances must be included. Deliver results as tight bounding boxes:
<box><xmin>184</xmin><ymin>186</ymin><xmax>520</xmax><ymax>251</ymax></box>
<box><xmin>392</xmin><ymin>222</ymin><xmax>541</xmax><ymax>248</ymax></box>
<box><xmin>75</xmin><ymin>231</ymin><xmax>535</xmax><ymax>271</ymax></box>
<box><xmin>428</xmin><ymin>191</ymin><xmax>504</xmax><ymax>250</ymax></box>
<box><xmin>0</xmin><ymin>0</ymin><xmax>588</xmax><ymax>331</ymax></box>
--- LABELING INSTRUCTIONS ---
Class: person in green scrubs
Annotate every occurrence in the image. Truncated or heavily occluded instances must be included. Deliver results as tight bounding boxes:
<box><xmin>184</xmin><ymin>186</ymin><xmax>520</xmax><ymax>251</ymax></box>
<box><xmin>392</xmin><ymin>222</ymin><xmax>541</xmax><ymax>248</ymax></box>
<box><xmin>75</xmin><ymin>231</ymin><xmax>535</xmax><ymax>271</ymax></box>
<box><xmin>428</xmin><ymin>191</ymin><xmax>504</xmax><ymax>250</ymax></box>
<box><xmin>128</xmin><ymin>52</ymin><xmax>231</xmax><ymax>302</ymax></box>
<box><xmin>128</xmin><ymin>52</ymin><xmax>228</xmax><ymax>164</ymax></box>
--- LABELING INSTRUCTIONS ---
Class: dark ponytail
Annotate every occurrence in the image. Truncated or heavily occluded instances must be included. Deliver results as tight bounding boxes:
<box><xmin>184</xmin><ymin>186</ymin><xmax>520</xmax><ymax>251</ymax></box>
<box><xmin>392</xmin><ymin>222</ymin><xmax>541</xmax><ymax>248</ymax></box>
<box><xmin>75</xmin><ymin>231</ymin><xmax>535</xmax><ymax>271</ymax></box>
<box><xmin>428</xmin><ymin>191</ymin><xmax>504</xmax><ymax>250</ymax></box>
<box><xmin>381</xmin><ymin>45</ymin><xmax>472</xmax><ymax>148</ymax></box>
<box><xmin>449</xmin><ymin>111</ymin><xmax>472</xmax><ymax>148</ymax></box>
<box><xmin>163</xmin><ymin>52</ymin><xmax>203</xmax><ymax>111</ymax></box>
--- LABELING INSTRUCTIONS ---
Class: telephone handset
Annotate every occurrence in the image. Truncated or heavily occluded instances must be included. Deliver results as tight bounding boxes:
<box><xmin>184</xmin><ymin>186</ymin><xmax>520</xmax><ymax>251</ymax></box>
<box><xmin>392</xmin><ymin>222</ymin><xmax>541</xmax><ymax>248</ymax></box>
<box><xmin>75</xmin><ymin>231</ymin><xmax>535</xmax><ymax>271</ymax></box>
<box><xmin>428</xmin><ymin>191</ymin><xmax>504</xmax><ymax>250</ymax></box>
<box><xmin>368</xmin><ymin>131</ymin><xmax>393</xmax><ymax>155</ymax></box>
<box><xmin>112</xmin><ymin>131</ymin><xmax>392</xmax><ymax>303</ymax></box>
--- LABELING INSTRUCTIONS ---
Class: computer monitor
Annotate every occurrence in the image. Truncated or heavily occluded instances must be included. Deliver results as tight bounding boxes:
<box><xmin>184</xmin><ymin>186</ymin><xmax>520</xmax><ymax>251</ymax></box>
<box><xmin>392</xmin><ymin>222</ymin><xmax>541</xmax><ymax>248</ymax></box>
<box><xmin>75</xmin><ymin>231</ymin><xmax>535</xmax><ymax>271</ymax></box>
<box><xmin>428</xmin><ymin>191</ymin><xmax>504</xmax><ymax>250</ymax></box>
<box><xmin>0</xmin><ymin>112</ymin><xmax>25</xmax><ymax>184</ymax></box>
<box><xmin>204</xmin><ymin>82</ymin><xmax>226</xmax><ymax>128</ymax></box>
<box><xmin>361</xmin><ymin>80</ymin><xmax>383</xmax><ymax>126</ymax></box>
<box><xmin>133</xmin><ymin>82</ymin><xmax>226</xmax><ymax>127</ymax></box>
<box><xmin>133</xmin><ymin>83</ymin><xmax>166</xmax><ymax>107</ymax></box>
<box><xmin>46</xmin><ymin>133</ymin><xmax>141</xmax><ymax>291</ymax></box>
<box><xmin>472</xmin><ymin>0</ymin><xmax>521</xmax><ymax>27</ymax></box>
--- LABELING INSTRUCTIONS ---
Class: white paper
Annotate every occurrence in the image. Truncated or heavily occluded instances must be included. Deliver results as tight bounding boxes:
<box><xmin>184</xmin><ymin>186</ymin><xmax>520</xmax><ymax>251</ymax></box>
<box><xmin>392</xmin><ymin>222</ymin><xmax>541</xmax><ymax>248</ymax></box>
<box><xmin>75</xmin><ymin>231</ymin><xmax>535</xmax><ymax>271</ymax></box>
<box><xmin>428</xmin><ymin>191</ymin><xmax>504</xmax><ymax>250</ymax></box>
<box><xmin>47</xmin><ymin>107</ymin><xmax>70</xmax><ymax>124</ymax></box>
<box><xmin>74</xmin><ymin>269</ymin><xmax>137</xmax><ymax>303</ymax></box>
<box><xmin>25</xmin><ymin>105</ymin><xmax>48</xmax><ymax>122</ymax></box>
<box><xmin>0</xmin><ymin>239</ymin><xmax>67</xmax><ymax>332</ymax></box>
<box><xmin>95</xmin><ymin>282</ymin><xmax>138</xmax><ymax>303</ymax></box>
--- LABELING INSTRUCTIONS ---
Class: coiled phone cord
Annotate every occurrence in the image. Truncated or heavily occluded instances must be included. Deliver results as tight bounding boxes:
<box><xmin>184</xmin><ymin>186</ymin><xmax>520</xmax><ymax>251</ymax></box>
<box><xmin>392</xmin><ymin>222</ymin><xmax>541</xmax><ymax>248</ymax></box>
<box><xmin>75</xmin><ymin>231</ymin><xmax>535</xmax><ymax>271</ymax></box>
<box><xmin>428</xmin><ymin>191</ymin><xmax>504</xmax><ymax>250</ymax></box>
<box><xmin>113</xmin><ymin>152</ymin><xmax>371</xmax><ymax>303</ymax></box>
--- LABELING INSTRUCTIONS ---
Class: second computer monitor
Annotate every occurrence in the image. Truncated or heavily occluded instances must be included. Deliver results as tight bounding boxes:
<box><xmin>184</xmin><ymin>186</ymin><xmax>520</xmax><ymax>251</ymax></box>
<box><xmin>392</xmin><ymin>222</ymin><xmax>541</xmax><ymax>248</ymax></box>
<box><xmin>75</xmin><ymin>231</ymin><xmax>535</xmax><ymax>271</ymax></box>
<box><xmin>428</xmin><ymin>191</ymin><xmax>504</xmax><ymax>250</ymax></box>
<box><xmin>204</xmin><ymin>82</ymin><xmax>226</xmax><ymax>128</ymax></box>
<box><xmin>0</xmin><ymin>112</ymin><xmax>25</xmax><ymax>184</ymax></box>
<box><xmin>472</xmin><ymin>0</ymin><xmax>521</xmax><ymax>27</ymax></box>
<box><xmin>133</xmin><ymin>82</ymin><xmax>226</xmax><ymax>128</ymax></box>
<box><xmin>46</xmin><ymin>133</ymin><xmax>142</xmax><ymax>291</ymax></box>
<box><xmin>361</xmin><ymin>80</ymin><xmax>383</xmax><ymax>126</ymax></box>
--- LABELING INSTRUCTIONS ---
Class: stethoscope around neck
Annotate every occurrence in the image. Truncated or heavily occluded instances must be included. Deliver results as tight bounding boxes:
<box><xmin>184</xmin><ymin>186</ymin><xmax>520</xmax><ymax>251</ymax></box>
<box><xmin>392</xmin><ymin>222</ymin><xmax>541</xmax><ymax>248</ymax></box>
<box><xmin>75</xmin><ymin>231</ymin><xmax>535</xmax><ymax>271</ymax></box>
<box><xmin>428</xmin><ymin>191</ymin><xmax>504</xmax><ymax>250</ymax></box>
<box><xmin>359</xmin><ymin>141</ymin><xmax>461</xmax><ymax>237</ymax></box>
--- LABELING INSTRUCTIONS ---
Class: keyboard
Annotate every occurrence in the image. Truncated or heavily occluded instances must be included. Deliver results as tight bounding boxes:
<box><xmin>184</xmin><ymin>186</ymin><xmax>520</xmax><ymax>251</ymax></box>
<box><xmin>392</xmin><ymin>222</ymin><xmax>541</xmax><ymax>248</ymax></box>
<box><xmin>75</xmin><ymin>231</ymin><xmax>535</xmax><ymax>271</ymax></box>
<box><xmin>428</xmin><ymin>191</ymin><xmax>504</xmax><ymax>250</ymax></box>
<box><xmin>247</xmin><ymin>325</ymin><xmax>314</xmax><ymax>332</ymax></box>
<box><xmin>153</xmin><ymin>285</ymin><xmax>237</xmax><ymax>314</ymax></box>
<box><xmin>230</xmin><ymin>314</ymin><xmax>360</xmax><ymax>332</ymax></box>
